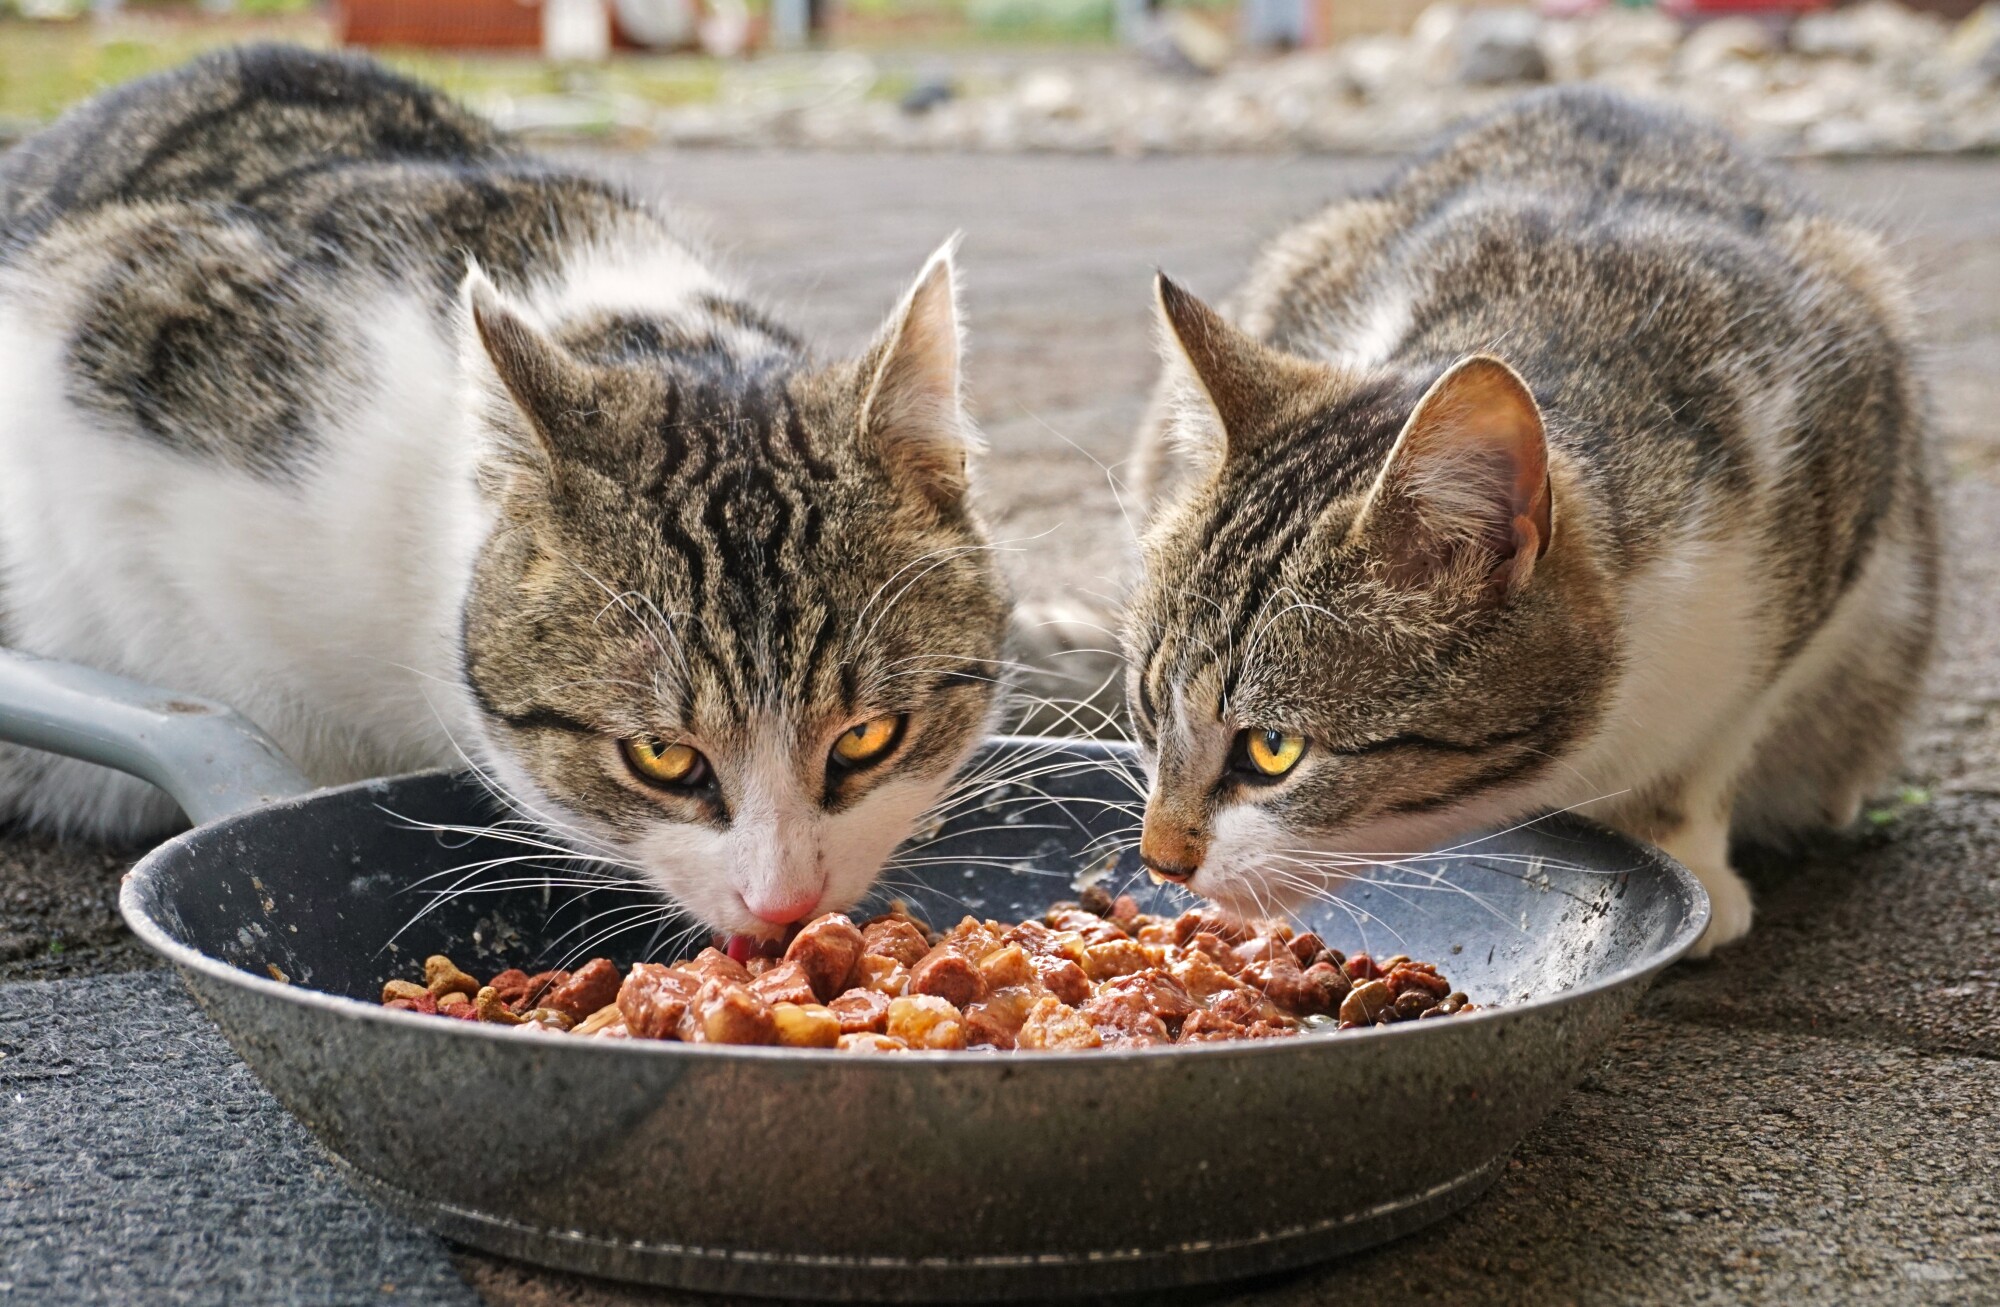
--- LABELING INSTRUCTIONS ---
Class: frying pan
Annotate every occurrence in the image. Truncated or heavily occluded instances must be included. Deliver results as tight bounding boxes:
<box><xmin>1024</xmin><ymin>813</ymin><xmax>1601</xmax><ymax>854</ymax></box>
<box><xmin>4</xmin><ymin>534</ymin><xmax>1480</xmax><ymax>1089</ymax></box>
<box><xmin>0</xmin><ymin>647</ymin><xmax>1707</xmax><ymax>1301</ymax></box>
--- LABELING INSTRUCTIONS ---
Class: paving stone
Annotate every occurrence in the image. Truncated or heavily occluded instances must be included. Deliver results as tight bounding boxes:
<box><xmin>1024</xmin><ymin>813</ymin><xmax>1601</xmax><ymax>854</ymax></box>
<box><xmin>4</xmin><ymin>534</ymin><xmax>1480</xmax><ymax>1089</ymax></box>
<box><xmin>0</xmin><ymin>971</ymin><xmax>475</xmax><ymax>1307</ymax></box>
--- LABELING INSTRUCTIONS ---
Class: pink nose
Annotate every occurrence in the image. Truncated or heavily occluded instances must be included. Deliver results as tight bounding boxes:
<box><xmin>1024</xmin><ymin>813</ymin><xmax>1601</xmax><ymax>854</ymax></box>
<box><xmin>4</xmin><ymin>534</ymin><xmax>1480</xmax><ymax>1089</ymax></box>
<box><xmin>745</xmin><ymin>889</ymin><xmax>821</xmax><ymax>925</ymax></box>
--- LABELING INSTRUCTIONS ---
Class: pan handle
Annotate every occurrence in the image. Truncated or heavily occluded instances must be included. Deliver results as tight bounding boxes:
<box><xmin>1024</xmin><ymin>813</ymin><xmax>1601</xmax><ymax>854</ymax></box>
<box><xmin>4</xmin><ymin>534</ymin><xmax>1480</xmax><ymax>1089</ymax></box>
<box><xmin>0</xmin><ymin>648</ymin><xmax>314</xmax><ymax>826</ymax></box>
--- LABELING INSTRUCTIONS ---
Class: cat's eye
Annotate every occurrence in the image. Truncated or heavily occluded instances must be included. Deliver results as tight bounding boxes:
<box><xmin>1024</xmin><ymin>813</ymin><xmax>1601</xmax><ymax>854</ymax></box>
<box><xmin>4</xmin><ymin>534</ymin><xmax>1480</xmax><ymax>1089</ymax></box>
<box><xmin>621</xmin><ymin>736</ymin><xmax>708</xmax><ymax>788</ymax></box>
<box><xmin>830</xmin><ymin>715</ymin><xmax>906</xmax><ymax>769</ymax></box>
<box><xmin>1238</xmin><ymin>729</ymin><xmax>1306</xmax><ymax>778</ymax></box>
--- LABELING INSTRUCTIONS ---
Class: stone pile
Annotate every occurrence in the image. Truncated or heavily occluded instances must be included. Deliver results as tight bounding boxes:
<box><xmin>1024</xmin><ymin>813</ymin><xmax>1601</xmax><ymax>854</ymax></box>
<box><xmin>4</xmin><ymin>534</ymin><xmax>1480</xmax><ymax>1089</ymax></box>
<box><xmin>510</xmin><ymin>1</ymin><xmax>2000</xmax><ymax>154</ymax></box>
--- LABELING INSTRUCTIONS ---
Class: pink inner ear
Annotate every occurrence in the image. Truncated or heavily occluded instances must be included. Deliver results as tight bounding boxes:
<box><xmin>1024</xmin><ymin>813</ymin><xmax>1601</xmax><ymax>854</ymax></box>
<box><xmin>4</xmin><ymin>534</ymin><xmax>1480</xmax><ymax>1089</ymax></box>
<box><xmin>1370</xmin><ymin>356</ymin><xmax>1551</xmax><ymax>596</ymax></box>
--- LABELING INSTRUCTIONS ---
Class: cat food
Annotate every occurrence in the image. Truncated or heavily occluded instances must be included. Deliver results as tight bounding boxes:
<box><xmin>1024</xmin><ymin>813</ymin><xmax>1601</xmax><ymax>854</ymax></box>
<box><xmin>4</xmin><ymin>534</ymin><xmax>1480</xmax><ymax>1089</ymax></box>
<box><xmin>379</xmin><ymin>890</ymin><xmax>1476</xmax><ymax>1051</ymax></box>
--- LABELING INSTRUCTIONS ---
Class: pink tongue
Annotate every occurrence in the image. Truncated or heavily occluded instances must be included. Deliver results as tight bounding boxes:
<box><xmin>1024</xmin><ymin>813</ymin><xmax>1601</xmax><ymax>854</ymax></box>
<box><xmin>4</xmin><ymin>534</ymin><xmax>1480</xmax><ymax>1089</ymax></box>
<box><xmin>723</xmin><ymin>934</ymin><xmax>761</xmax><ymax>965</ymax></box>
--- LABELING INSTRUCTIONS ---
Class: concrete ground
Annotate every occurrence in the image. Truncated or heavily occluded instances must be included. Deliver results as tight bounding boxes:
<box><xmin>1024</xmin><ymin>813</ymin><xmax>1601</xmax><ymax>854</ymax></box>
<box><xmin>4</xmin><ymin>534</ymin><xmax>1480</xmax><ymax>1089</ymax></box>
<box><xmin>3</xmin><ymin>151</ymin><xmax>1996</xmax><ymax>1305</ymax></box>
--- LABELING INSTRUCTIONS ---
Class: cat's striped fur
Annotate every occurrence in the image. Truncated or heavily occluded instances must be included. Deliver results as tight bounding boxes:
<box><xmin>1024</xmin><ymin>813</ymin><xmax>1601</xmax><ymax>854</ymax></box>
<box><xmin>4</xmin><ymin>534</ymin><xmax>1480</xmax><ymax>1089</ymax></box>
<box><xmin>0</xmin><ymin>48</ymin><xmax>1010</xmax><ymax>937</ymax></box>
<box><xmin>1124</xmin><ymin>89</ymin><xmax>1937</xmax><ymax>954</ymax></box>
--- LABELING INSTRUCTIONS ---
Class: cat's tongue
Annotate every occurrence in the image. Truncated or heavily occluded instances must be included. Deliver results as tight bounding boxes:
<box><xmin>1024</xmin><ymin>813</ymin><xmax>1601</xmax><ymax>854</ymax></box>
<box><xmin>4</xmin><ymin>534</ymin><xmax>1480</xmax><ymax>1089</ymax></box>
<box><xmin>720</xmin><ymin>933</ymin><xmax>790</xmax><ymax>964</ymax></box>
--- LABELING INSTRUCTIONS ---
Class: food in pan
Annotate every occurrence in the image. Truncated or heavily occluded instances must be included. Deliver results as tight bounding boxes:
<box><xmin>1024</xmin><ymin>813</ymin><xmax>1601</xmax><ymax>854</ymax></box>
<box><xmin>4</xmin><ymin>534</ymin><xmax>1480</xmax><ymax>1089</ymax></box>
<box><xmin>380</xmin><ymin>888</ymin><xmax>1476</xmax><ymax>1050</ymax></box>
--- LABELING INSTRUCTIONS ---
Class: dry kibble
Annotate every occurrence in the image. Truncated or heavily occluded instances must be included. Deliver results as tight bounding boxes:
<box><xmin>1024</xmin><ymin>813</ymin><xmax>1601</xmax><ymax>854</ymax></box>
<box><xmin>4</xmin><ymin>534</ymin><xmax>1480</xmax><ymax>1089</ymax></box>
<box><xmin>424</xmin><ymin>955</ymin><xmax>480</xmax><ymax>999</ymax></box>
<box><xmin>1394</xmin><ymin>988</ymin><xmax>1440</xmax><ymax>1020</ymax></box>
<box><xmin>1339</xmin><ymin>979</ymin><xmax>1394</xmax><ymax>1027</ymax></box>
<box><xmin>474</xmin><ymin>986</ymin><xmax>526</xmax><ymax>1025</ymax></box>
<box><xmin>380</xmin><ymin>906</ymin><xmax>1476</xmax><ymax>1048</ymax></box>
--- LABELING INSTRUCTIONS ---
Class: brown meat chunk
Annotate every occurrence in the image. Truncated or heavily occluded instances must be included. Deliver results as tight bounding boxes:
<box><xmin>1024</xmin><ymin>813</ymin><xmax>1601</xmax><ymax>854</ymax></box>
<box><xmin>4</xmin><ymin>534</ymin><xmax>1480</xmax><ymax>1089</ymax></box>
<box><xmin>1387</xmin><ymin>963</ymin><xmax>1452</xmax><ymax>999</ymax></box>
<box><xmin>1169</xmin><ymin>950</ymin><xmax>1243</xmax><ymax>1002</ymax></box>
<box><xmin>1171</xmin><ymin>908</ymin><xmax>1249</xmax><ymax>947</ymax></box>
<box><xmin>963</xmin><ymin>986</ymin><xmax>1042</xmax><ymax>1050</ymax></box>
<box><xmin>976</xmin><ymin>944</ymin><xmax>1036</xmax><ymax>990</ymax></box>
<box><xmin>542</xmin><ymin>958</ymin><xmax>621</xmax><ymax>1022</ymax></box>
<box><xmin>1032</xmin><ymin>956</ymin><xmax>1092</xmax><ymax>1006</ymax></box>
<box><xmin>1096</xmin><ymin>970</ymin><xmax>1197</xmax><ymax>1025</ymax></box>
<box><xmin>618</xmin><ymin>963</ymin><xmax>700</xmax><ymax>1040</ymax></box>
<box><xmin>1045</xmin><ymin>908</ymin><xmax>1127</xmax><ymax>944</ymax></box>
<box><xmin>909</xmin><ymin>947</ymin><xmax>985</xmax><ymax>1007</ymax></box>
<box><xmin>680</xmin><ymin>980</ymin><xmax>779</xmax><ymax>1045</ymax></box>
<box><xmin>1208</xmin><ymin>986</ymin><xmax>1287</xmax><ymax>1028</ymax></box>
<box><xmin>784</xmin><ymin>914</ymin><xmax>865</xmax><ymax>1001</ymax></box>
<box><xmin>749</xmin><ymin>959</ymin><xmax>819</xmax><ymax>1008</ymax></box>
<box><xmin>828</xmin><ymin>987</ymin><xmax>892</xmax><ymax>1035</ymax></box>
<box><xmin>1287</xmin><ymin>932</ymin><xmax>1331</xmax><ymax>968</ymax></box>
<box><xmin>685</xmin><ymin>948</ymin><xmax>752</xmax><ymax>986</ymax></box>
<box><xmin>1080</xmin><ymin>990</ymin><xmax>1170</xmax><ymax>1047</ymax></box>
<box><xmin>859</xmin><ymin>918</ymin><xmax>930</xmax><ymax>967</ymax></box>
<box><xmin>1176</xmin><ymin>1009</ymin><xmax>1247</xmax><ymax>1043</ymax></box>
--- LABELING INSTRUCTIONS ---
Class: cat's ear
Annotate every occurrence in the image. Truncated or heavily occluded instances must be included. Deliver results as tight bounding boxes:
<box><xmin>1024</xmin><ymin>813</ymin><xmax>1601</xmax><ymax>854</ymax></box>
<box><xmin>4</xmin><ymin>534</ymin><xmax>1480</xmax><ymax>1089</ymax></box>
<box><xmin>460</xmin><ymin>262</ymin><xmax>596</xmax><ymax>467</ymax></box>
<box><xmin>857</xmin><ymin>238</ymin><xmax>978</xmax><ymax>511</ymax></box>
<box><xmin>1153</xmin><ymin>273</ymin><xmax>1336</xmax><ymax>465</ymax></box>
<box><xmin>1354</xmin><ymin>355</ymin><xmax>1552</xmax><ymax>602</ymax></box>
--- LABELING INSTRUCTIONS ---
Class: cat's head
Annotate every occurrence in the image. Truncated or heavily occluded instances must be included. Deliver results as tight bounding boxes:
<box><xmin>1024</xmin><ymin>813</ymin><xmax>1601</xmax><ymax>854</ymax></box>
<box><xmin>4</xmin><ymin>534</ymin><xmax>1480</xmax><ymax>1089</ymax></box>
<box><xmin>455</xmin><ymin>246</ymin><xmax>1008</xmax><ymax>937</ymax></box>
<box><xmin>1124</xmin><ymin>276</ymin><xmax>1617</xmax><ymax>915</ymax></box>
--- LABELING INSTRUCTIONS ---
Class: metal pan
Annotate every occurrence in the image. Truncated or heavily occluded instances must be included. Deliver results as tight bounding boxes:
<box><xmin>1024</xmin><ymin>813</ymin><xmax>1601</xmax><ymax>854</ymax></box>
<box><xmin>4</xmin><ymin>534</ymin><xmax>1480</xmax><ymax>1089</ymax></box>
<box><xmin>0</xmin><ymin>648</ymin><xmax>1707</xmax><ymax>1301</ymax></box>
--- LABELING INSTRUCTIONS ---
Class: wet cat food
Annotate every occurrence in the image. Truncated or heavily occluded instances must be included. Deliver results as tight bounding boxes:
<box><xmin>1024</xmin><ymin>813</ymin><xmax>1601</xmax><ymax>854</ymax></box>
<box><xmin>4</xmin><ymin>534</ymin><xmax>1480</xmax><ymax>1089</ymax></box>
<box><xmin>379</xmin><ymin>891</ymin><xmax>1477</xmax><ymax>1050</ymax></box>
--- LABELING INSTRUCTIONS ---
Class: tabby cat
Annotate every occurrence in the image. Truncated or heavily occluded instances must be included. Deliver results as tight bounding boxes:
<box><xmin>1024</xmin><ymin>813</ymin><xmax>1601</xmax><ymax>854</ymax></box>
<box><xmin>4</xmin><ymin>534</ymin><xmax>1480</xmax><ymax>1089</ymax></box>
<box><xmin>1123</xmin><ymin>89</ymin><xmax>1937</xmax><ymax>954</ymax></box>
<box><xmin>0</xmin><ymin>48</ymin><xmax>1010</xmax><ymax>937</ymax></box>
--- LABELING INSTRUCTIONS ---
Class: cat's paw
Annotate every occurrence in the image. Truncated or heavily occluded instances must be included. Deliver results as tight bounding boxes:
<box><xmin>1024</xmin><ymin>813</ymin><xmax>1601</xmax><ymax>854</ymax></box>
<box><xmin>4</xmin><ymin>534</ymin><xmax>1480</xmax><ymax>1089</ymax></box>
<box><xmin>1685</xmin><ymin>862</ymin><xmax>1755</xmax><ymax>959</ymax></box>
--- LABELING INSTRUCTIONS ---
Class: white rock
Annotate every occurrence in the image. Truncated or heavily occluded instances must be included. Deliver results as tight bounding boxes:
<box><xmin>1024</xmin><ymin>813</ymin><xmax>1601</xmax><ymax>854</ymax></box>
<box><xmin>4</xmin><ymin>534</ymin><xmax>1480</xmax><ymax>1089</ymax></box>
<box><xmin>1678</xmin><ymin>16</ymin><xmax>1777</xmax><ymax>78</ymax></box>
<box><xmin>1452</xmin><ymin>7</ymin><xmax>1550</xmax><ymax>85</ymax></box>
<box><xmin>1792</xmin><ymin>0</ymin><xmax>1944</xmax><ymax>65</ymax></box>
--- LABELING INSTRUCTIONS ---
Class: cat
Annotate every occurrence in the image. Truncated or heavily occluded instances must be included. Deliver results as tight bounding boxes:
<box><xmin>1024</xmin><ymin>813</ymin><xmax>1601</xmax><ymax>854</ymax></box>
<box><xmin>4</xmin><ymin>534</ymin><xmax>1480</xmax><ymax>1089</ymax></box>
<box><xmin>0</xmin><ymin>47</ymin><xmax>1012</xmax><ymax>939</ymax></box>
<box><xmin>1120</xmin><ymin>88</ymin><xmax>1938</xmax><ymax>956</ymax></box>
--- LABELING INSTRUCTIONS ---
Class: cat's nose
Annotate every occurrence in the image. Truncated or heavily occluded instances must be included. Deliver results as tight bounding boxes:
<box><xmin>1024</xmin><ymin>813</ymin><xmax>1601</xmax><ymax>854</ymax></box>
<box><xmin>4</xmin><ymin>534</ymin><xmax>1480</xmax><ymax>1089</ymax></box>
<box><xmin>1139</xmin><ymin>816</ymin><xmax>1206</xmax><ymax>884</ymax></box>
<box><xmin>745</xmin><ymin>889</ymin><xmax>822</xmax><ymax>925</ymax></box>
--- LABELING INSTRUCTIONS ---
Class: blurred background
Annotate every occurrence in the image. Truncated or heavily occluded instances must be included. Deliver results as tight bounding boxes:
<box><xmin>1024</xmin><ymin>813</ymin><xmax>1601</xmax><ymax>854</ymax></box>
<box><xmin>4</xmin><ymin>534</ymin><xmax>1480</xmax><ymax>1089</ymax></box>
<box><xmin>0</xmin><ymin>0</ymin><xmax>1995</xmax><ymax>155</ymax></box>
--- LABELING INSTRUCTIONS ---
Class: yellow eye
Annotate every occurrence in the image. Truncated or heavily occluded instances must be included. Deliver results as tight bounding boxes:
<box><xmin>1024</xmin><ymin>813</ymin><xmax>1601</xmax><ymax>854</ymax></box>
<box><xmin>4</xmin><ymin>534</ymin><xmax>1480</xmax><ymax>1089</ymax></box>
<box><xmin>831</xmin><ymin>715</ymin><xmax>904</xmax><ymax>767</ymax></box>
<box><xmin>621</xmin><ymin>737</ymin><xmax>706</xmax><ymax>787</ymax></box>
<box><xmin>1243</xmin><ymin>730</ymin><xmax>1306</xmax><ymax>777</ymax></box>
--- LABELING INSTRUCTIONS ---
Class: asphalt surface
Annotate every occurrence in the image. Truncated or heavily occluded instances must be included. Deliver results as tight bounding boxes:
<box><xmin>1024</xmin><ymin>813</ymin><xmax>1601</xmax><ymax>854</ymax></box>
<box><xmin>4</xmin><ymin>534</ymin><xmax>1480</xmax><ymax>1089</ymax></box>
<box><xmin>2</xmin><ymin>151</ymin><xmax>1997</xmax><ymax>1305</ymax></box>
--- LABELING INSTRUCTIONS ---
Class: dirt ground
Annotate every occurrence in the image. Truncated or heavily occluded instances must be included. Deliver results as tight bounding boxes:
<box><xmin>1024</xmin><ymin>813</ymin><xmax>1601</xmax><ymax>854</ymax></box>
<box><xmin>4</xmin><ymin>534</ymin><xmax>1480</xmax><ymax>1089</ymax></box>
<box><xmin>3</xmin><ymin>150</ymin><xmax>1996</xmax><ymax>1304</ymax></box>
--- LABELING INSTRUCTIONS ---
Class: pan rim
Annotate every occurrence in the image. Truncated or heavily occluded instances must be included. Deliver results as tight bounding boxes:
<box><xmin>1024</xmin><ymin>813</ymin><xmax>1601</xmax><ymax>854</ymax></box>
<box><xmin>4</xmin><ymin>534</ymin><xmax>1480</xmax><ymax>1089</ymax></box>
<box><xmin>120</xmin><ymin>749</ymin><xmax>1710</xmax><ymax>1069</ymax></box>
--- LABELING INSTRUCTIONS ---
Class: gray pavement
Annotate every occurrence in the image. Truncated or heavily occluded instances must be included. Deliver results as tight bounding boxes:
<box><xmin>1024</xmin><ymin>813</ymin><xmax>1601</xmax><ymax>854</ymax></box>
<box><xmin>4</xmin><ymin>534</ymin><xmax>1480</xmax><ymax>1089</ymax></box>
<box><xmin>2</xmin><ymin>151</ymin><xmax>1997</xmax><ymax>1305</ymax></box>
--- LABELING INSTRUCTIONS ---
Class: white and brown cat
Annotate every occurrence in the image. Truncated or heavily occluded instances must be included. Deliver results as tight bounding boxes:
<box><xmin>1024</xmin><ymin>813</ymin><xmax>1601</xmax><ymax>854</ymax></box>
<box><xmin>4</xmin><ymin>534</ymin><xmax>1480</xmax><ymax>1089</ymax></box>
<box><xmin>1122</xmin><ymin>89</ymin><xmax>1938</xmax><ymax>955</ymax></box>
<box><xmin>0</xmin><ymin>48</ymin><xmax>1010</xmax><ymax>939</ymax></box>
